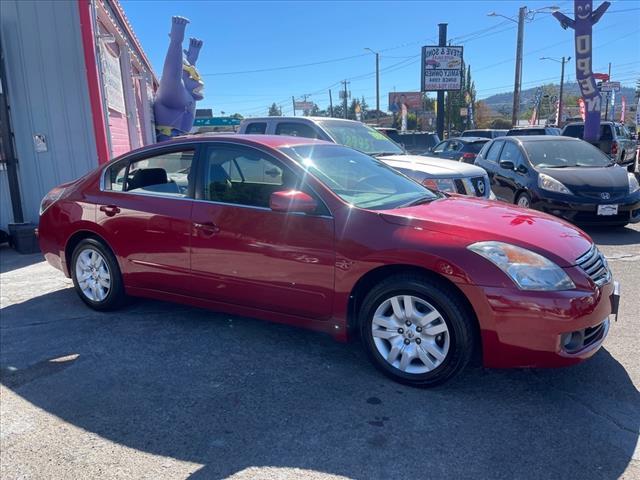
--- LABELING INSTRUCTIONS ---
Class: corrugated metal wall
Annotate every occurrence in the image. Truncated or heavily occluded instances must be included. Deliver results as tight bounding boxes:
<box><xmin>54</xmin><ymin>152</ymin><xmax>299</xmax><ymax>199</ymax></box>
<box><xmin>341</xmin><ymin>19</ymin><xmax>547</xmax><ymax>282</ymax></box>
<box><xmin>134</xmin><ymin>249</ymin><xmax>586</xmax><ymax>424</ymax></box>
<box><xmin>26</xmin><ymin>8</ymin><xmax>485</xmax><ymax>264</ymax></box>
<box><xmin>0</xmin><ymin>0</ymin><xmax>98</xmax><ymax>229</ymax></box>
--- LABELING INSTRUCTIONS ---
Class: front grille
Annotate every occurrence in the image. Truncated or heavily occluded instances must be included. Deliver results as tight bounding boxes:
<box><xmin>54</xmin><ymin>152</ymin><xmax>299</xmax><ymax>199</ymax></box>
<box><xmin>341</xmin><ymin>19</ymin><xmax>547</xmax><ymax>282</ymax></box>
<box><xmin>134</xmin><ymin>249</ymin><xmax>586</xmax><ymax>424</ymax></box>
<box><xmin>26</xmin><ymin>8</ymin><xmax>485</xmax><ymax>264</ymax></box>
<box><xmin>575</xmin><ymin>245</ymin><xmax>610</xmax><ymax>286</ymax></box>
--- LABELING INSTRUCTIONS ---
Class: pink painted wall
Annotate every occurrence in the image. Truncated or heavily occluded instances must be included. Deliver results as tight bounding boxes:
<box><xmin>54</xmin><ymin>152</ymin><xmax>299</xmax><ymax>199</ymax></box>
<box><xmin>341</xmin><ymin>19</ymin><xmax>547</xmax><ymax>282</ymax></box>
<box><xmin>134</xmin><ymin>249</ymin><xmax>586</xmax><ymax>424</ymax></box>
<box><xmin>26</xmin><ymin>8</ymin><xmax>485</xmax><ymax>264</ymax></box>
<box><xmin>107</xmin><ymin>109</ymin><xmax>131</xmax><ymax>157</ymax></box>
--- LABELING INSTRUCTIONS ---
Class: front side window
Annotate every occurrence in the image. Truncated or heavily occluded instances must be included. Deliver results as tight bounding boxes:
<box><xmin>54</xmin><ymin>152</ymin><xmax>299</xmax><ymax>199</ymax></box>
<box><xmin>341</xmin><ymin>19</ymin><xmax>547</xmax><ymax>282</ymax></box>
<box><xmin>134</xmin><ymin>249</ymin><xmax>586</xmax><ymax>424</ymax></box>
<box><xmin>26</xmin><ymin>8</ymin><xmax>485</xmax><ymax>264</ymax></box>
<box><xmin>275</xmin><ymin>122</ymin><xmax>320</xmax><ymax>139</ymax></box>
<box><xmin>499</xmin><ymin>142</ymin><xmax>524</xmax><ymax>165</ymax></box>
<box><xmin>106</xmin><ymin>149</ymin><xmax>194</xmax><ymax>197</ymax></box>
<box><xmin>281</xmin><ymin>144</ymin><xmax>438</xmax><ymax>210</ymax></box>
<box><xmin>202</xmin><ymin>145</ymin><xmax>298</xmax><ymax>208</ymax></box>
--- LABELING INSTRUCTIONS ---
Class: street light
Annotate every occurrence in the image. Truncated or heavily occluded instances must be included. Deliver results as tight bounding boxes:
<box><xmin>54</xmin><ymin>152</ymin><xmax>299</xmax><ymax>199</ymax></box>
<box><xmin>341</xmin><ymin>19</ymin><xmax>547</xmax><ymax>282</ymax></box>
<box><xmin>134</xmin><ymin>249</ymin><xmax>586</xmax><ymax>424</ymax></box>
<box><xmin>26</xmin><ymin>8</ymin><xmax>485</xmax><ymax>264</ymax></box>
<box><xmin>541</xmin><ymin>56</ymin><xmax>571</xmax><ymax>126</ymax></box>
<box><xmin>488</xmin><ymin>5</ymin><xmax>560</xmax><ymax>127</ymax></box>
<box><xmin>365</xmin><ymin>47</ymin><xmax>380</xmax><ymax>122</ymax></box>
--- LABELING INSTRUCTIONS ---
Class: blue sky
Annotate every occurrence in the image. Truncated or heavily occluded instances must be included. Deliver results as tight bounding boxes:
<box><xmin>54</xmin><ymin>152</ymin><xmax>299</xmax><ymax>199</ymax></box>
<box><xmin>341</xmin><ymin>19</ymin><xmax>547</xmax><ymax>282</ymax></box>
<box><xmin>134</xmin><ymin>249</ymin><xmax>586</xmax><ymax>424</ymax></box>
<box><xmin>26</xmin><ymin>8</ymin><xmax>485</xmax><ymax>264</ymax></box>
<box><xmin>121</xmin><ymin>0</ymin><xmax>639</xmax><ymax>116</ymax></box>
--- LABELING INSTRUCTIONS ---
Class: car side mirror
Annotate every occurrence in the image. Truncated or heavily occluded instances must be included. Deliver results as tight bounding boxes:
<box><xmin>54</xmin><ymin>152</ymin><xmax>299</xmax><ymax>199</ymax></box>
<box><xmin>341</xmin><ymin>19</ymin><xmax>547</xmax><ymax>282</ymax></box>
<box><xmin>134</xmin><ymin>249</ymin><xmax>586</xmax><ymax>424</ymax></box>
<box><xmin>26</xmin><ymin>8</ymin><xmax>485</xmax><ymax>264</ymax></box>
<box><xmin>270</xmin><ymin>190</ymin><xmax>318</xmax><ymax>214</ymax></box>
<box><xmin>499</xmin><ymin>160</ymin><xmax>515</xmax><ymax>170</ymax></box>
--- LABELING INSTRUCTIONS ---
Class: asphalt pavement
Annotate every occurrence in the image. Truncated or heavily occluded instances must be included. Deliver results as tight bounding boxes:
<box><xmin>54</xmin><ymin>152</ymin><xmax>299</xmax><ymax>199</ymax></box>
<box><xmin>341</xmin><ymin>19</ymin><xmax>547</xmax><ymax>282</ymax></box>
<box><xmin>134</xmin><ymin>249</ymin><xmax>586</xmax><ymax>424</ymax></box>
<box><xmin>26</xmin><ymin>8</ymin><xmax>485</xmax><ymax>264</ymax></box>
<box><xmin>1</xmin><ymin>223</ymin><xmax>639</xmax><ymax>479</ymax></box>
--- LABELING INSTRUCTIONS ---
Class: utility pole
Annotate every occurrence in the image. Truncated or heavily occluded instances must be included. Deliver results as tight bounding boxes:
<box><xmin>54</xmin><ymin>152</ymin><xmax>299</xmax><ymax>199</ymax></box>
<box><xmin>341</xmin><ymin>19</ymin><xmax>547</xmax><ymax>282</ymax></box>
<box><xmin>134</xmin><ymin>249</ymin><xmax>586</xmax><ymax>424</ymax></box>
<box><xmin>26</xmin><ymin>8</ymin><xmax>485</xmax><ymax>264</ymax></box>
<box><xmin>375</xmin><ymin>52</ymin><xmax>380</xmax><ymax>121</ymax></box>
<box><xmin>365</xmin><ymin>48</ymin><xmax>380</xmax><ymax>122</ymax></box>
<box><xmin>436</xmin><ymin>23</ymin><xmax>447</xmax><ymax>140</ymax></box>
<box><xmin>512</xmin><ymin>6</ymin><xmax>526</xmax><ymax>127</ymax></box>
<box><xmin>604</xmin><ymin>62</ymin><xmax>612</xmax><ymax>120</ymax></box>
<box><xmin>341</xmin><ymin>80</ymin><xmax>350</xmax><ymax>119</ymax></box>
<box><xmin>558</xmin><ymin>56</ymin><xmax>567</xmax><ymax>126</ymax></box>
<box><xmin>292</xmin><ymin>96</ymin><xmax>296</xmax><ymax>117</ymax></box>
<box><xmin>329</xmin><ymin>89</ymin><xmax>334</xmax><ymax>117</ymax></box>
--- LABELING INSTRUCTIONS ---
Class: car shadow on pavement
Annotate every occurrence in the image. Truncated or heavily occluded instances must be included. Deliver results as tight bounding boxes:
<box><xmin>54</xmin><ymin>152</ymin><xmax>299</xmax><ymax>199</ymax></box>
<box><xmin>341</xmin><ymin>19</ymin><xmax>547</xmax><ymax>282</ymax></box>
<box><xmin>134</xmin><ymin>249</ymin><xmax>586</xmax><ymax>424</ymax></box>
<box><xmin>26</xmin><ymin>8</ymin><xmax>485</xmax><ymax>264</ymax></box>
<box><xmin>1</xmin><ymin>288</ymin><xmax>638</xmax><ymax>480</ymax></box>
<box><xmin>582</xmin><ymin>225</ymin><xmax>640</xmax><ymax>246</ymax></box>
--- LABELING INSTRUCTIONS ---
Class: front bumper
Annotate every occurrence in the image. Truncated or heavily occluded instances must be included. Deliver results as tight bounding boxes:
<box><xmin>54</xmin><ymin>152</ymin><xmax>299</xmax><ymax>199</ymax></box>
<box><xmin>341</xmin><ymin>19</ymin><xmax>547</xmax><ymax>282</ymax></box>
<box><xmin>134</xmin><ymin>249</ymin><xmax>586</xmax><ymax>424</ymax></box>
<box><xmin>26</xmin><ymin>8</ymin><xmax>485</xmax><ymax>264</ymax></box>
<box><xmin>532</xmin><ymin>196</ymin><xmax>640</xmax><ymax>226</ymax></box>
<box><xmin>458</xmin><ymin>278</ymin><xmax>616</xmax><ymax>369</ymax></box>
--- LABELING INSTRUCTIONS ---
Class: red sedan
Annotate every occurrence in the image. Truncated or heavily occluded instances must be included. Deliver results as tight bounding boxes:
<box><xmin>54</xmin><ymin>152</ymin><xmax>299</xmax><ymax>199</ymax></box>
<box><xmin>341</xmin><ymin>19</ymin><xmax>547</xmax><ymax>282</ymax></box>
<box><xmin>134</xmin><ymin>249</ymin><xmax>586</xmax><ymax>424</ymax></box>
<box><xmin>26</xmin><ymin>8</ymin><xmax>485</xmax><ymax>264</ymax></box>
<box><xmin>38</xmin><ymin>135</ymin><xmax>619</xmax><ymax>386</ymax></box>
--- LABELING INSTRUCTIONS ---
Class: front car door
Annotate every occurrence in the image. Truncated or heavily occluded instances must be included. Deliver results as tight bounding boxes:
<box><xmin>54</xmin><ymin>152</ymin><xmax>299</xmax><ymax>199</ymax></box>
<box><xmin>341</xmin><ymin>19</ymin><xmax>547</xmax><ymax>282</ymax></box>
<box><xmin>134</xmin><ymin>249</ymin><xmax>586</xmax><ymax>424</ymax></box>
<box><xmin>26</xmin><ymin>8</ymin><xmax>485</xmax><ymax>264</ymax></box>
<box><xmin>190</xmin><ymin>142</ymin><xmax>335</xmax><ymax>319</ymax></box>
<box><xmin>94</xmin><ymin>145</ymin><xmax>198</xmax><ymax>294</ymax></box>
<box><xmin>494</xmin><ymin>141</ymin><xmax>527</xmax><ymax>202</ymax></box>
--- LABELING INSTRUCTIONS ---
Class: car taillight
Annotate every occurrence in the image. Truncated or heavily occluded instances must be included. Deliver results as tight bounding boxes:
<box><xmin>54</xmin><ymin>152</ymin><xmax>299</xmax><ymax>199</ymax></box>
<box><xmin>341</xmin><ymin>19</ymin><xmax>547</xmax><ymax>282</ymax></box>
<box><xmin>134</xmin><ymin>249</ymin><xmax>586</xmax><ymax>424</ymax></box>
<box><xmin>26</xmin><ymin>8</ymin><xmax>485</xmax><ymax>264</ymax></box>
<box><xmin>39</xmin><ymin>187</ymin><xmax>66</xmax><ymax>215</ymax></box>
<box><xmin>611</xmin><ymin>140</ymin><xmax>618</xmax><ymax>156</ymax></box>
<box><xmin>461</xmin><ymin>152</ymin><xmax>476</xmax><ymax>162</ymax></box>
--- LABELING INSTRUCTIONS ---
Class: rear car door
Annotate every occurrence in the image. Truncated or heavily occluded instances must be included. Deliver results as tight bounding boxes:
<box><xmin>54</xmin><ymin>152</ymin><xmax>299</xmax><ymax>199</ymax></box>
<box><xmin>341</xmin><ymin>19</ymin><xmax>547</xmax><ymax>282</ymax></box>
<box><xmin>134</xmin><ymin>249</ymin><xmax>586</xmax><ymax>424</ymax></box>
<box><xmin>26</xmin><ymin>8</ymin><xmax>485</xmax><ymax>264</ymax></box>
<box><xmin>476</xmin><ymin>140</ymin><xmax>505</xmax><ymax>198</ymax></box>
<box><xmin>190</xmin><ymin>143</ymin><xmax>335</xmax><ymax>319</ymax></box>
<box><xmin>95</xmin><ymin>145</ymin><xmax>197</xmax><ymax>294</ymax></box>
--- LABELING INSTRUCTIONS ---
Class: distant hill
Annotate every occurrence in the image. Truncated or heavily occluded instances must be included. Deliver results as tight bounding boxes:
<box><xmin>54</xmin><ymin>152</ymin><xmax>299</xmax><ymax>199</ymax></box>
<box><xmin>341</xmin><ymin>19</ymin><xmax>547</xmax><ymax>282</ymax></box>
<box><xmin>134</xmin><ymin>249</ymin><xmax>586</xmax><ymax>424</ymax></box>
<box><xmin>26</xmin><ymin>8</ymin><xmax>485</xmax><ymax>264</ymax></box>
<box><xmin>481</xmin><ymin>82</ymin><xmax>636</xmax><ymax>113</ymax></box>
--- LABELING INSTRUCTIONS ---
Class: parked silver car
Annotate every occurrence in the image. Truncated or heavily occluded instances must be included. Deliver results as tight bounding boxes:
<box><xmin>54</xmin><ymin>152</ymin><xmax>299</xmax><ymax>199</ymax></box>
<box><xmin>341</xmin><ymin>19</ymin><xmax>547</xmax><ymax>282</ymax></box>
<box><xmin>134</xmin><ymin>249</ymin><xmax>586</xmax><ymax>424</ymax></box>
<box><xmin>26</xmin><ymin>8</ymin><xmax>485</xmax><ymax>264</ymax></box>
<box><xmin>239</xmin><ymin>117</ymin><xmax>493</xmax><ymax>199</ymax></box>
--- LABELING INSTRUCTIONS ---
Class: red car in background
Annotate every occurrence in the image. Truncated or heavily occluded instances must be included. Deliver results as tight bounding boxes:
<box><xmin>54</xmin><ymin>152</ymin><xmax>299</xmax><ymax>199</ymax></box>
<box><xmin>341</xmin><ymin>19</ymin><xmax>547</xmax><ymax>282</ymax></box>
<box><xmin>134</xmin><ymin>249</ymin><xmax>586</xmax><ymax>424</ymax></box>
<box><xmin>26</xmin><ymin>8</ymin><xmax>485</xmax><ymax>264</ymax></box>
<box><xmin>38</xmin><ymin>135</ymin><xmax>619</xmax><ymax>386</ymax></box>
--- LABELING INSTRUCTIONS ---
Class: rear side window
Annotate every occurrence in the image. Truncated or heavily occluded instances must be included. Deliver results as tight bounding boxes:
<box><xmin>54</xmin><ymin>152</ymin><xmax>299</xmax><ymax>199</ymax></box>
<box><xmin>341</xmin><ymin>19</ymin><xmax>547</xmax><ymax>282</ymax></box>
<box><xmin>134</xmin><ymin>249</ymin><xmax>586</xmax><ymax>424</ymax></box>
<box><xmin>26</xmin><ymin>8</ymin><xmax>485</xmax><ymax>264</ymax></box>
<box><xmin>244</xmin><ymin>122</ymin><xmax>267</xmax><ymax>134</ymax></box>
<box><xmin>484</xmin><ymin>140</ymin><xmax>504</xmax><ymax>162</ymax></box>
<box><xmin>467</xmin><ymin>141</ymin><xmax>487</xmax><ymax>153</ymax></box>
<box><xmin>275</xmin><ymin>122</ymin><xmax>320</xmax><ymax>139</ymax></box>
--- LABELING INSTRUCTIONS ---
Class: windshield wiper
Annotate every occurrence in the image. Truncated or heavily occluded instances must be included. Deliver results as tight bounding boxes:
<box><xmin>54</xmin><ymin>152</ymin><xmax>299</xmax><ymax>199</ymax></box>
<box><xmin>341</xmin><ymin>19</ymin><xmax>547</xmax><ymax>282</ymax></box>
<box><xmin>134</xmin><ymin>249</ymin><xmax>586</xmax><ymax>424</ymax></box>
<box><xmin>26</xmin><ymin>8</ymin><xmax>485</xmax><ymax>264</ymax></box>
<box><xmin>400</xmin><ymin>194</ymin><xmax>438</xmax><ymax>208</ymax></box>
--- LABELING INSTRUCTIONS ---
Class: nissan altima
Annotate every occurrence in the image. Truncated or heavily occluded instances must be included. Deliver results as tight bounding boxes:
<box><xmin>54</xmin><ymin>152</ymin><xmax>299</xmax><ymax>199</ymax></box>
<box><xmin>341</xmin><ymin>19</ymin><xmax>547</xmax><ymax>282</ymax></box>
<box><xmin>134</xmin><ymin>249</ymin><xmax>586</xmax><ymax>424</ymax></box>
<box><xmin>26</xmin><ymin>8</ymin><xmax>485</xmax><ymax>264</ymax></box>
<box><xmin>38</xmin><ymin>135</ymin><xmax>619</xmax><ymax>386</ymax></box>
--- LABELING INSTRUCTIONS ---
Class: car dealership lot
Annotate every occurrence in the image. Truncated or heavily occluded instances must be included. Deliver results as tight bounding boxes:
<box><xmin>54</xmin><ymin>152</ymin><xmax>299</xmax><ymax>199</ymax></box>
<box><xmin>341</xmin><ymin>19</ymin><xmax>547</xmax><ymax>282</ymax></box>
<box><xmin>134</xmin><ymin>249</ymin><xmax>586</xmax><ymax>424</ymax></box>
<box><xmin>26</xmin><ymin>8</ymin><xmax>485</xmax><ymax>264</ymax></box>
<box><xmin>1</xmin><ymin>225</ymin><xmax>639</xmax><ymax>480</ymax></box>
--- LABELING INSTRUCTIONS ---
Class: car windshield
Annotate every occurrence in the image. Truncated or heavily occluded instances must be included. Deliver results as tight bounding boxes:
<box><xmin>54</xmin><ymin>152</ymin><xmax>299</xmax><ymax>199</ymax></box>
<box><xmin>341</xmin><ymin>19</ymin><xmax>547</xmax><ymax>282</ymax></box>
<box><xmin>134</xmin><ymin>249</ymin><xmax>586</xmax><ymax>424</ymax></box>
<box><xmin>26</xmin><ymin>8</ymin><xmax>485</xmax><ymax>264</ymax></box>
<box><xmin>525</xmin><ymin>140</ymin><xmax>614</xmax><ymax>168</ymax></box>
<box><xmin>562</xmin><ymin>124</ymin><xmax>613</xmax><ymax>141</ymax></box>
<box><xmin>316</xmin><ymin>119</ymin><xmax>404</xmax><ymax>156</ymax></box>
<box><xmin>281</xmin><ymin>144</ymin><xmax>438</xmax><ymax>210</ymax></box>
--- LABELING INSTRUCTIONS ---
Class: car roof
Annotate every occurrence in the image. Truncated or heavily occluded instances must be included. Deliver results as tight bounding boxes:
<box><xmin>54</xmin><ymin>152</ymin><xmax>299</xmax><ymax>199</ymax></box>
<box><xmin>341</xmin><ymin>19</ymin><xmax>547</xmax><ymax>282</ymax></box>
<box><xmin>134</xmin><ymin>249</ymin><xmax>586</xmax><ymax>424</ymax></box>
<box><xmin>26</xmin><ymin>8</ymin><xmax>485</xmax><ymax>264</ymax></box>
<box><xmin>140</xmin><ymin>134</ymin><xmax>332</xmax><ymax>151</ymax></box>
<box><xmin>505</xmin><ymin>135</ymin><xmax>577</xmax><ymax>142</ymax></box>
<box><xmin>447</xmin><ymin>136</ymin><xmax>489</xmax><ymax>142</ymax></box>
<box><xmin>241</xmin><ymin>116</ymin><xmax>360</xmax><ymax>125</ymax></box>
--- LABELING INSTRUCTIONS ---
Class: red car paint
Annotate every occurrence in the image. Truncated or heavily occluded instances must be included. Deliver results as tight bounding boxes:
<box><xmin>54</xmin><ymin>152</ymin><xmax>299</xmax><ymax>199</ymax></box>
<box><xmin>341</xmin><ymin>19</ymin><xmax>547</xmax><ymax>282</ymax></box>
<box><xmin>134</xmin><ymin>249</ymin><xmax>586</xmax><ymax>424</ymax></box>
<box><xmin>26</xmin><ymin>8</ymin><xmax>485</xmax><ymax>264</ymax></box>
<box><xmin>38</xmin><ymin>135</ymin><xmax>614</xmax><ymax>369</ymax></box>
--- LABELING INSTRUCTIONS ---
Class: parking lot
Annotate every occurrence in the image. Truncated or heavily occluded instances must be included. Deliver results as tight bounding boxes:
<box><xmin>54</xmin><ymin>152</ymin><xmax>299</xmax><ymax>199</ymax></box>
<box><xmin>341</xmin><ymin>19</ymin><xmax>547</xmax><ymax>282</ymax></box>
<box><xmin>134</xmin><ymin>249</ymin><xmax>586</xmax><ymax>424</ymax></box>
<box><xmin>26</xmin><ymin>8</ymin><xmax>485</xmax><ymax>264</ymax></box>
<box><xmin>1</xmin><ymin>223</ymin><xmax>639</xmax><ymax>480</ymax></box>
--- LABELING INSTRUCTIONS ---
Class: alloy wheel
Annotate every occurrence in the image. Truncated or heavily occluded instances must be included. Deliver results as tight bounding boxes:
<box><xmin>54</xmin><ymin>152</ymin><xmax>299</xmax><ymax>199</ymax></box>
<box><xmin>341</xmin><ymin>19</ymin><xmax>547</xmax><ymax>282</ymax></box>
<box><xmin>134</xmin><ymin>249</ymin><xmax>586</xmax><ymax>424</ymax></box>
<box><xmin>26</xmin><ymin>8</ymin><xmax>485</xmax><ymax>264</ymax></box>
<box><xmin>371</xmin><ymin>295</ymin><xmax>450</xmax><ymax>374</ymax></box>
<box><xmin>517</xmin><ymin>196</ymin><xmax>530</xmax><ymax>208</ymax></box>
<box><xmin>75</xmin><ymin>248</ymin><xmax>111</xmax><ymax>302</ymax></box>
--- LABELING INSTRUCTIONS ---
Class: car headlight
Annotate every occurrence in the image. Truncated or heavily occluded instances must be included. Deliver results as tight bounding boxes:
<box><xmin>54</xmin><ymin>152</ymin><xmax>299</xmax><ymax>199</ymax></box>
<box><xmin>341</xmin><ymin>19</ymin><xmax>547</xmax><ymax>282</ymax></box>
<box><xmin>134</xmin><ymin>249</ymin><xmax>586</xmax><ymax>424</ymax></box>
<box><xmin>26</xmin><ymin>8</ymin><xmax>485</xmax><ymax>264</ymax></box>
<box><xmin>468</xmin><ymin>241</ymin><xmax>575</xmax><ymax>291</ymax></box>
<box><xmin>39</xmin><ymin>187</ymin><xmax>66</xmax><ymax>215</ymax></box>
<box><xmin>422</xmin><ymin>178</ymin><xmax>456</xmax><ymax>193</ymax></box>
<box><xmin>629</xmin><ymin>173</ymin><xmax>640</xmax><ymax>193</ymax></box>
<box><xmin>538</xmin><ymin>173</ymin><xmax>572</xmax><ymax>195</ymax></box>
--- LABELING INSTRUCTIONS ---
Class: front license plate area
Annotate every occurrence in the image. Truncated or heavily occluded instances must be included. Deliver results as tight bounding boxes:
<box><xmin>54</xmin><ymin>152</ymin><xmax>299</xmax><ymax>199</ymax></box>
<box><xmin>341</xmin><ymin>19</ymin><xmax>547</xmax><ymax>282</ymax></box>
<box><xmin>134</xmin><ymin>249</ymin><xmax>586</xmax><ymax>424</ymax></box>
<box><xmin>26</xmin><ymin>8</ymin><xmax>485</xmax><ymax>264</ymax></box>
<box><xmin>598</xmin><ymin>204</ymin><xmax>618</xmax><ymax>216</ymax></box>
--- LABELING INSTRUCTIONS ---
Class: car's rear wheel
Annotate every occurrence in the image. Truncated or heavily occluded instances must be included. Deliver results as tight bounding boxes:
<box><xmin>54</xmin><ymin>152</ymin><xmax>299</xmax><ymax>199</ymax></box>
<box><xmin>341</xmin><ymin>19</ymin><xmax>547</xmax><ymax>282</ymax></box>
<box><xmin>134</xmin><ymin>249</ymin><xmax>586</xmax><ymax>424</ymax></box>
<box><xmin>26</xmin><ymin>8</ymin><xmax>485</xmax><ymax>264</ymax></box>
<box><xmin>71</xmin><ymin>238</ymin><xmax>125</xmax><ymax>311</ymax></box>
<box><xmin>516</xmin><ymin>192</ymin><xmax>531</xmax><ymax>208</ymax></box>
<box><xmin>359</xmin><ymin>274</ymin><xmax>477</xmax><ymax>387</ymax></box>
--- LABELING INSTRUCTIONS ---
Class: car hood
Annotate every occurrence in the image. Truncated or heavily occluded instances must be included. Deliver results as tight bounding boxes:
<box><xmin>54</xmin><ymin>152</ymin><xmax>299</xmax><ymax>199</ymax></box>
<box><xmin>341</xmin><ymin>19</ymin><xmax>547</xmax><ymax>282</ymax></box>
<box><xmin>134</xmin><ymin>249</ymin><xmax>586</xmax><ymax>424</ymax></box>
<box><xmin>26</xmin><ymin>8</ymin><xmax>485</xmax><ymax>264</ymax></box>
<box><xmin>538</xmin><ymin>165</ymin><xmax>629</xmax><ymax>194</ymax></box>
<box><xmin>379</xmin><ymin>196</ymin><xmax>592</xmax><ymax>266</ymax></box>
<box><xmin>380</xmin><ymin>154</ymin><xmax>486</xmax><ymax>178</ymax></box>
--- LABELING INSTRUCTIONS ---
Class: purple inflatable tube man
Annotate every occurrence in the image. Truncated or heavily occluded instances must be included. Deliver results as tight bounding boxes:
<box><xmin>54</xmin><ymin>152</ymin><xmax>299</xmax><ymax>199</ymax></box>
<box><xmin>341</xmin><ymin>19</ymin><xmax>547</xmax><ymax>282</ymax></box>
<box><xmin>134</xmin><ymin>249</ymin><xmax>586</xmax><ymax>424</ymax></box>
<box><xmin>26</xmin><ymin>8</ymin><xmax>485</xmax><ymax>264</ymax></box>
<box><xmin>153</xmin><ymin>16</ymin><xmax>204</xmax><ymax>142</ymax></box>
<box><xmin>553</xmin><ymin>0</ymin><xmax>610</xmax><ymax>142</ymax></box>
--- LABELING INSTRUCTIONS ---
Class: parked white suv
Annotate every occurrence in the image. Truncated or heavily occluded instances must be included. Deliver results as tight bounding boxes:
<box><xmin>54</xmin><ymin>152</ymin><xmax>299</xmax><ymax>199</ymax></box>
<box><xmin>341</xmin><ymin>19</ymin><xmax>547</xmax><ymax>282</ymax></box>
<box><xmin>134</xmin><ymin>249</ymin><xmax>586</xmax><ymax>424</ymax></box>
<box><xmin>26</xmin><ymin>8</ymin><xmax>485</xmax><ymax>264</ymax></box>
<box><xmin>239</xmin><ymin>117</ymin><xmax>493</xmax><ymax>199</ymax></box>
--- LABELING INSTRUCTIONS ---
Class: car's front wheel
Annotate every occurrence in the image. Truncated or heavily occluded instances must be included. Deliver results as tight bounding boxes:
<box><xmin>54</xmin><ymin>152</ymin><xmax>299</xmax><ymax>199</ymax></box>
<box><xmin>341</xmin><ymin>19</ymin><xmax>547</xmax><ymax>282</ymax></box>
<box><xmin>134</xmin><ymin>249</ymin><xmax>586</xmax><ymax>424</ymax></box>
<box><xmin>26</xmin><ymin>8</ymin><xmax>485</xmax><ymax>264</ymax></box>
<box><xmin>71</xmin><ymin>238</ymin><xmax>125</xmax><ymax>311</ymax></box>
<box><xmin>359</xmin><ymin>274</ymin><xmax>477</xmax><ymax>387</ymax></box>
<box><xmin>516</xmin><ymin>191</ymin><xmax>531</xmax><ymax>208</ymax></box>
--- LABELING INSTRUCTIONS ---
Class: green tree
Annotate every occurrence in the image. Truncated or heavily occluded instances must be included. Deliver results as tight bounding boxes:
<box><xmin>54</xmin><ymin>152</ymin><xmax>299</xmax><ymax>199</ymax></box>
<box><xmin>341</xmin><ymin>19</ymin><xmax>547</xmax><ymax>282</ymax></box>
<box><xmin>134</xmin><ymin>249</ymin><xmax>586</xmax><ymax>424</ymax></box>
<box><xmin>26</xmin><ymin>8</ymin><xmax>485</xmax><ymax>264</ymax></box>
<box><xmin>268</xmin><ymin>103</ymin><xmax>282</xmax><ymax>116</ymax></box>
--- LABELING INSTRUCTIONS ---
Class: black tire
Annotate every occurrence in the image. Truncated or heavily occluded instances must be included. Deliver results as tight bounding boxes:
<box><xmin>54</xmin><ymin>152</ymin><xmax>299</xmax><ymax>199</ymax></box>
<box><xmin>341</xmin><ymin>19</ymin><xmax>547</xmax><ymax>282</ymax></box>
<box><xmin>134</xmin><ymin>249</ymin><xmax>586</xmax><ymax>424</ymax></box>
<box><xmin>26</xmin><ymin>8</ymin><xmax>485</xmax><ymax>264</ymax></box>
<box><xmin>359</xmin><ymin>273</ymin><xmax>477</xmax><ymax>387</ymax></box>
<box><xmin>70</xmin><ymin>238</ymin><xmax>126</xmax><ymax>311</ymax></box>
<box><xmin>515</xmin><ymin>191</ymin><xmax>531</xmax><ymax>208</ymax></box>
